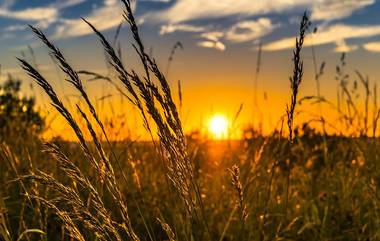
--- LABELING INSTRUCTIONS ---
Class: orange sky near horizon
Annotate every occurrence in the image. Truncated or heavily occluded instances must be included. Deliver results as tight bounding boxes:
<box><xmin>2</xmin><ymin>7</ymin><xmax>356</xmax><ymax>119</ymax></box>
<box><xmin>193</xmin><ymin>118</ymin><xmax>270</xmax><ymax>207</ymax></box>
<box><xmin>1</xmin><ymin>0</ymin><xmax>380</xmax><ymax>140</ymax></box>
<box><xmin>35</xmin><ymin>66</ymin><xmax>374</xmax><ymax>141</ymax></box>
<box><xmin>0</xmin><ymin>39</ymin><xmax>377</xmax><ymax>141</ymax></box>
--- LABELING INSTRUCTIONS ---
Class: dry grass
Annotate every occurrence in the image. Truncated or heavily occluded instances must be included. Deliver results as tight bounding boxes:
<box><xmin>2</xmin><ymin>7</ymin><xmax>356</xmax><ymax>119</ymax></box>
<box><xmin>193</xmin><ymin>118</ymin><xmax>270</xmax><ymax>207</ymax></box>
<box><xmin>1</xmin><ymin>2</ymin><xmax>380</xmax><ymax>241</ymax></box>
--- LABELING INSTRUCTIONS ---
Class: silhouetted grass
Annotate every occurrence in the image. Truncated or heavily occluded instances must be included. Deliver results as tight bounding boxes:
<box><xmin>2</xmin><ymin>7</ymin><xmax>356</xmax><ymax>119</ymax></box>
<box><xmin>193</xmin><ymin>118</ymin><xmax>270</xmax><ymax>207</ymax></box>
<box><xmin>1</xmin><ymin>2</ymin><xmax>380</xmax><ymax>241</ymax></box>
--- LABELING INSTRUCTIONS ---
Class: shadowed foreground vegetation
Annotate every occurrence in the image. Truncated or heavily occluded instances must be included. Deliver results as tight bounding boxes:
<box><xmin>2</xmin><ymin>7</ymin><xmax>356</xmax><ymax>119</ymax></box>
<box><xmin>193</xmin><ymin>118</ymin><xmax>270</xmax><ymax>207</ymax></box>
<box><xmin>1</xmin><ymin>1</ymin><xmax>380</xmax><ymax>241</ymax></box>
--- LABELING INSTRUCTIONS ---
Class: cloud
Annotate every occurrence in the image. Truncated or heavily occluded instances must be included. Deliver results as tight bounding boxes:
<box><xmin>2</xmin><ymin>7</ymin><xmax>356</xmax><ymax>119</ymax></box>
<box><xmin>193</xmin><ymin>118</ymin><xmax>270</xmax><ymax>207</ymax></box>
<box><xmin>334</xmin><ymin>40</ymin><xmax>358</xmax><ymax>52</ymax></box>
<box><xmin>197</xmin><ymin>40</ymin><xmax>226</xmax><ymax>51</ymax></box>
<box><xmin>140</xmin><ymin>0</ymin><xmax>170</xmax><ymax>2</ymax></box>
<box><xmin>0</xmin><ymin>0</ymin><xmax>134</xmax><ymax>41</ymax></box>
<box><xmin>155</xmin><ymin>0</ymin><xmax>308</xmax><ymax>23</ymax></box>
<box><xmin>226</xmin><ymin>18</ymin><xmax>278</xmax><ymax>43</ymax></box>
<box><xmin>196</xmin><ymin>31</ymin><xmax>226</xmax><ymax>51</ymax></box>
<box><xmin>363</xmin><ymin>42</ymin><xmax>380</xmax><ymax>52</ymax></box>
<box><xmin>0</xmin><ymin>0</ymin><xmax>86</xmax><ymax>31</ymax></box>
<box><xmin>0</xmin><ymin>5</ymin><xmax>58</xmax><ymax>29</ymax></box>
<box><xmin>201</xmin><ymin>31</ymin><xmax>224</xmax><ymax>42</ymax></box>
<box><xmin>311</xmin><ymin>0</ymin><xmax>374</xmax><ymax>21</ymax></box>
<box><xmin>4</xmin><ymin>24</ymin><xmax>27</xmax><ymax>32</ymax></box>
<box><xmin>0</xmin><ymin>7</ymin><xmax>58</xmax><ymax>22</ymax></box>
<box><xmin>160</xmin><ymin>19</ymin><xmax>278</xmax><ymax>51</ymax></box>
<box><xmin>159</xmin><ymin>18</ymin><xmax>278</xmax><ymax>51</ymax></box>
<box><xmin>154</xmin><ymin>0</ymin><xmax>373</xmax><ymax>24</ymax></box>
<box><xmin>263</xmin><ymin>24</ymin><xmax>380</xmax><ymax>52</ymax></box>
<box><xmin>53</xmin><ymin>0</ymin><xmax>136</xmax><ymax>39</ymax></box>
<box><xmin>152</xmin><ymin>0</ymin><xmax>374</xmax><ymax>52</ymax></box>
<box><xmin>160</xmin><ymin>23</ymin><xmax>207</xmax><ymax>35</ymax></box>
<box><xmin>53</xmin><ymin>0</ymin><xmax>87</xmax><ymax>9</ymax></box>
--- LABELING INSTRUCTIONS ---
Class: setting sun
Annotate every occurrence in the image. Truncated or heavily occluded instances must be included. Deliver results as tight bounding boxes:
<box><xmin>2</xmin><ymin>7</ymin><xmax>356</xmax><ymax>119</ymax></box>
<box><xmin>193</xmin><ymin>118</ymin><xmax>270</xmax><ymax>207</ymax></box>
<box><xmin>209</xmin><ymin>115</ymin><xmax>229</xmax><ymax>139</ymax></box>
<box><xmin>2</xmin><ymin>1</ymin><xmax>380</xmax><ymax>239</ymax></box>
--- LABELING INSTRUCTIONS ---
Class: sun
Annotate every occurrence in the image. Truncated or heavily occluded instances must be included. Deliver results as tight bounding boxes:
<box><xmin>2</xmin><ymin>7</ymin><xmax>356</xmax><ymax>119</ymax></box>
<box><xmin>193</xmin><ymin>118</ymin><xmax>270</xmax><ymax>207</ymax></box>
<box><xmin>209</xmin><ymin>115</ymin><xmax>229</xmax><ymax>139</ymax></box>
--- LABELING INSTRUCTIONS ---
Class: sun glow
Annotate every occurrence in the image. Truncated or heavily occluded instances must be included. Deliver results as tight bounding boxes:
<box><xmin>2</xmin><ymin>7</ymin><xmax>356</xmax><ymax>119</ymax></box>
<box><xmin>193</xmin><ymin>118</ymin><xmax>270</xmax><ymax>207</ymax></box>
<box><xmin>209</xmin><ymin>115</ymin><xmax>229</xmax><ymax>139</ymax></box>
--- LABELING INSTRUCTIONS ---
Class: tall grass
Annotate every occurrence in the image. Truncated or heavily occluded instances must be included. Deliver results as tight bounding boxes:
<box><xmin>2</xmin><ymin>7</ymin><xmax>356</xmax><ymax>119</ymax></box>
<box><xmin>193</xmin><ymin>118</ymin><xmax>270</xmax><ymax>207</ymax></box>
<box><xmin>1</xmin><ymin>2</ymin><xmax>380</xmax><ymax>241</ymax></box>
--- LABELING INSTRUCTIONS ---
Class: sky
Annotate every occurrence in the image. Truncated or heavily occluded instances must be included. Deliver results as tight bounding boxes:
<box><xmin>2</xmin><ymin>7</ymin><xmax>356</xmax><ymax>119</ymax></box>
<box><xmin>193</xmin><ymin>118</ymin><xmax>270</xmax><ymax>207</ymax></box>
<box><xmin>1</xmin><ymin>0</ymin><xmax>380</xmax><ymax>139</ymax></box>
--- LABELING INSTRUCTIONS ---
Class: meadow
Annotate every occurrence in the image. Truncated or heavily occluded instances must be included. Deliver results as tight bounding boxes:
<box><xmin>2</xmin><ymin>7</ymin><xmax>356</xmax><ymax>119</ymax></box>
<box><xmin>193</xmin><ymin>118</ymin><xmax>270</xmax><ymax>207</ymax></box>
<box><xmin>1</xmin><ymin>1</ymin><xmax>380</xmax><ymax>240</ymax></box>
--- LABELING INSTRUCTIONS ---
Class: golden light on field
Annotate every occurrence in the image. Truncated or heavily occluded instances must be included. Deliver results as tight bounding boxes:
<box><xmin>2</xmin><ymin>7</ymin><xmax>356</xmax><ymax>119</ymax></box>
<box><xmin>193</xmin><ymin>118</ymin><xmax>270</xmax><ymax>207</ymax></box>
<box><xmin>209</xmin><ymin>115</ymin><xmax>229</xmax><ymax>139</ymax></box>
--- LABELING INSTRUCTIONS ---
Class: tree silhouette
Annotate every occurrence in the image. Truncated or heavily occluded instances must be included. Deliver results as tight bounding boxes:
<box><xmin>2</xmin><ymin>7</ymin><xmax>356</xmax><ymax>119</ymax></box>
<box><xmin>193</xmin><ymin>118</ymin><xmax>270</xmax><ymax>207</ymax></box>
<box><xmin>0</xmin><ymin>75</ymin><xmax>44</xmax><ymax>141</ymax></box>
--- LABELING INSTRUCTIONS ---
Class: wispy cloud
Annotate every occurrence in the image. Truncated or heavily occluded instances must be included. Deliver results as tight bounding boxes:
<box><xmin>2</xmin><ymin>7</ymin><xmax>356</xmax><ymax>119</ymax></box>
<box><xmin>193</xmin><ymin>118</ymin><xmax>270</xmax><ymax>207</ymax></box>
<box><xmin>197</xmin><ymin>40</ymin><xmax>226</xmax><ymax>51</ymax></box>
<box><xmin>264</xmin><ymin>24</ymin><xmax>380</xmax><ymax>52</ymax></box>
<box><xmin>0</xmin><ymin>7</ymin><xmax>58</xmax><ymax>22</ymax></box>
<box><xmin>363</xmin><ymin>41</ymin><xmax>380</xmax><ymax>52</ymax></box>
<box><xmin>334</xmin><ymin>40</ymin><xmax>358</xmax><ymax>52</ymax></box>
<box><xmin>154</xmin><ymin>0</ymin><xmax>374</xmax><ymax>24</ymax></box>
<box><xmin>160</xmin><ymin>18</ymin><xmax>277</xmax><ymax>51</ymax></box>
<box><xmin>226</xmin><ymin>18</ymin><xmax>278</xmax><ymax>43</ymax></box>
<box><xmin>312</xmin><ymin>0</ymin><xmax>374</xmax><ymax>21</ymax></box>
<box><xmin>53</xmin><ymin>0</ymin><xmax>135</xmax><ymax>39</ymax></box>
<box><xmin>155</xmin><ymin>0</ymin><xmax>308</xmax><ymax>23</ymax></box>
<box><xmin>53</xmin><ymin>0</ymin><xmax>87</xmax><ymax>9</ymax></box>
<box><xmin>151</xmin><ymin>0</ymin><xmax>375</xmax><ymax>52</ymax></box>
<box><xmin>160</xmin><ymin>23</ymin><xmax>207</xmax><ymax>35</ymax></box>
<box><xmin>0</xmin><ymin>0</ymin><xmax>87</xmax><ymax>31</ymax></box>
<box><xmin>140</xmin><ymin>0</ymin><xmax>170</xmax><ymax>2</ymax></box>
<box><xmin>197</xmin><ymin>31</ymin><xmax>225</xmax><ymax>51</ymax></box>
<box><xmin>201</xmin><ymin>32</ymin><xmax>224</xmax><ymax>42</ymax></box>
<box><xmin>4</xmin><ymin>24</ymin><xmax>27</xmax><ymax>32</ymax></box>
<box><xmin>0</xmin><ymin>0</ymin><xmax>377</xmax><ymax>53</ymax></box>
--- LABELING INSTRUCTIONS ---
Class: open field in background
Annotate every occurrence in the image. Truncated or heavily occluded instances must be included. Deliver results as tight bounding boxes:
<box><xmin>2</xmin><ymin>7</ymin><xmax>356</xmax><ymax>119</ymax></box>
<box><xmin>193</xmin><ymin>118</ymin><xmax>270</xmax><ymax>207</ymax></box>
<box><xmin>1</xmin><ymin>1</ymin><xmax>380</xmax><ymax>241</ymax></box>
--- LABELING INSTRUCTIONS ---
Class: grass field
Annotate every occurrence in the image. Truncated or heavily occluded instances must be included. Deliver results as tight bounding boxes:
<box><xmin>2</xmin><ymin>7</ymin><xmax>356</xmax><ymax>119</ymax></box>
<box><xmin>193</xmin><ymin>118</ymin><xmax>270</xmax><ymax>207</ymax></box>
<box><xmin>1</xmin><ymin>1</ymin><xmax>380</xmax><ymax>240</ymax></box>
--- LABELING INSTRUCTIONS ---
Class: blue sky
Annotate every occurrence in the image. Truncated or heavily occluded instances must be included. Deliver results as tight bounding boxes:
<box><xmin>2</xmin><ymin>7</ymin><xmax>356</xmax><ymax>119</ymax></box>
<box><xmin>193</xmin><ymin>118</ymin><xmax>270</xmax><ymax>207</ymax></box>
<box><xmin>1</xmin><ymin>0</ymin><xmax>380</xmax><ymax>53</ymax></box>
<box><xmin>1</xmin><ymin>0</ymin><xmax>380</xmax><ymax>135</ymax></box>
